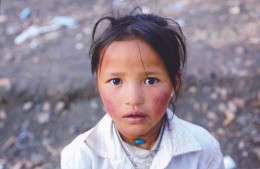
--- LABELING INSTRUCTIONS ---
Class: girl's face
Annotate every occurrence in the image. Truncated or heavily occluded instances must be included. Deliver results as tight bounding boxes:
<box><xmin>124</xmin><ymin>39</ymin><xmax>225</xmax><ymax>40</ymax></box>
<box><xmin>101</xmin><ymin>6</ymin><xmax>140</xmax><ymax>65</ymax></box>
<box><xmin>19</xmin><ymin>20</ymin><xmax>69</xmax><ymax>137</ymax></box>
<box><xmin>97</xmin><ymin>39</ymin><xmax>174</xmax><ymax>140</ymax></box>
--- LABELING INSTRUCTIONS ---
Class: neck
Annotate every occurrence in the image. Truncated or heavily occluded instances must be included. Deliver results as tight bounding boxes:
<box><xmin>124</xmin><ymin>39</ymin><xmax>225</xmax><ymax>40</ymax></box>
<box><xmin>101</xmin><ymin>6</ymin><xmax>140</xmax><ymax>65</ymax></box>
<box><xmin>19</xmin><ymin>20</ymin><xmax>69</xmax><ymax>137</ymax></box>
<box><xmin>119</xmin><ymin>119</ymin><xmax>164</xmax><ymax>150</ymax></box>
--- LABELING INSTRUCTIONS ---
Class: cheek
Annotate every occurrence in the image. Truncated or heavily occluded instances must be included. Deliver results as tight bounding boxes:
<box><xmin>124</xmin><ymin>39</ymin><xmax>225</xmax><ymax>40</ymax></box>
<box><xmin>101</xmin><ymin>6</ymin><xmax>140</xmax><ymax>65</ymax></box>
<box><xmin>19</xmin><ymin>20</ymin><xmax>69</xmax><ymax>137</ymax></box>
<box><xmin>152</xmin><ymin>90</ymin><xmax>172</xmax><ymax>113</ymax></box>
<box><xmin>100</xmin><ymin>90</ymin><xmax>117</xmax><ymax>116</ymax></box>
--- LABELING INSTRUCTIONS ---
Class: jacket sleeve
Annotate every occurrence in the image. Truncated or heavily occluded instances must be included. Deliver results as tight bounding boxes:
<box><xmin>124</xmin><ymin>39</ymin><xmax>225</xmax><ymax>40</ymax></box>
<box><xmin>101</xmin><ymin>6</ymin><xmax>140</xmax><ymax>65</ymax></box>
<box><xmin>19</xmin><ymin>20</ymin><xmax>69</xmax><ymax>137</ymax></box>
<box><xmin>206</xmin><ymin>141</ymin><xmax>225</xmax><ymax>169</ymax></box>
<box><xmin>60</xmin><ymin>140</ymin><xmax>92</xmax><ymax>169</ymax></box>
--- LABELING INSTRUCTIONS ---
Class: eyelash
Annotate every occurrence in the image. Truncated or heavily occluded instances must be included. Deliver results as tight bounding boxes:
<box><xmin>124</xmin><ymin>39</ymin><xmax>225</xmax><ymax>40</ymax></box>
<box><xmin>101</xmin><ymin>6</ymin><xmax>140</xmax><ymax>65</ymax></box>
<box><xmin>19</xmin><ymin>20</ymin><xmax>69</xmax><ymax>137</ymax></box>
<box><xmin>108</xmin><ymin>77</ymin><xmax>159</xmax><ymax>85</ymax></box>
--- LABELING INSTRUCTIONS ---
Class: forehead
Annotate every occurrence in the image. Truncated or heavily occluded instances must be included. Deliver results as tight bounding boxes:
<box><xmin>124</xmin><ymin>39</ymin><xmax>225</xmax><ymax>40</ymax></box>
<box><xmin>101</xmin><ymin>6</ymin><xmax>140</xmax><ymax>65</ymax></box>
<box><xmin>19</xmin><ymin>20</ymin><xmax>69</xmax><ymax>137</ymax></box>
<box><xmin>98</xmin><ymin>39</ymin><xmax>167</xmax><ymax>75</ymax></box>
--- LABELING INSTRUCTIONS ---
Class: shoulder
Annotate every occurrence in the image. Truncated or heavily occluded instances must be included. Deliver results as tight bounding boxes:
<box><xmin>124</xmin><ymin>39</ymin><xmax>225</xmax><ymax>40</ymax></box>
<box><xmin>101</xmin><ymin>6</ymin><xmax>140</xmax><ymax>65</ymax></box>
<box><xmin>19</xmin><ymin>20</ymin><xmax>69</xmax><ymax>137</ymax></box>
<box><xmin>178</xmin><ymin>118</ymin><xmax>219</xmax><ymax>147</ymax></box>
<box><xmin>176</xmin><ymin>117</ymin><xmax>224</xmax><ymax>168</ymax></box>
<box><xmin>61</xmin><ymin>130</ymin><xmax>94</xmax><ymax>169</ymax></box>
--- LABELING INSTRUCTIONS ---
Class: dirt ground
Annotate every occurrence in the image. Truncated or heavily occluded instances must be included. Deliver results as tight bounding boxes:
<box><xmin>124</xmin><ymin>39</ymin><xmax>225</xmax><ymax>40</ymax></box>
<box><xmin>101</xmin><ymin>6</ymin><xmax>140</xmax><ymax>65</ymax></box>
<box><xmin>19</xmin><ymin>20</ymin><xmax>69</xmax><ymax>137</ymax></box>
<box><xmin>0</xmin><ymin>0</ymin><xmax>260</xmax><ymax>169</ymax></box>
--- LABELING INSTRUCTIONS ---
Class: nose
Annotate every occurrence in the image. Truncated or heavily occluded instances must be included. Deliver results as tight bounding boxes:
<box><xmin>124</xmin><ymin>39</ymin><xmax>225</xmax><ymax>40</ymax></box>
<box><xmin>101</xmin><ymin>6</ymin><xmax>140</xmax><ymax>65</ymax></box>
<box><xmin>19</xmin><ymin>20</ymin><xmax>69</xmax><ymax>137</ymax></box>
<box><xmin>125</xmin><ymin>83</ymin><xmax>144</xmax><ymax>107</ymax></box>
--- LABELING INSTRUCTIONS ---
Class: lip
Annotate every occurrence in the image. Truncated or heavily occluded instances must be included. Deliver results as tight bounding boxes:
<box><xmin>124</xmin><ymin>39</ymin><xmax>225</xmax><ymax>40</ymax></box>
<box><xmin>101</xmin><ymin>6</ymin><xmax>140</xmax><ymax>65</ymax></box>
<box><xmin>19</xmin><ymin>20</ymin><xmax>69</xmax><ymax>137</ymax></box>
<box><xmin>123</xmin><ymin>110</ymin><xmax>148</xmax><ymax>123</ymax></box>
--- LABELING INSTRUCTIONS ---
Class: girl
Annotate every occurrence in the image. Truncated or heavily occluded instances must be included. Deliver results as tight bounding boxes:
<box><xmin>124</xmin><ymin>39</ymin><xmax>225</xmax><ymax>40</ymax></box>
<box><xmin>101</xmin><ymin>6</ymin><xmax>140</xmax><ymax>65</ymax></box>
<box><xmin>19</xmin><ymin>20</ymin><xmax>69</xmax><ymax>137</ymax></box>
<box><xmin>61</xmin><ymin>10</ymin><xmax>224</xmax><ymax>169</ymax></box>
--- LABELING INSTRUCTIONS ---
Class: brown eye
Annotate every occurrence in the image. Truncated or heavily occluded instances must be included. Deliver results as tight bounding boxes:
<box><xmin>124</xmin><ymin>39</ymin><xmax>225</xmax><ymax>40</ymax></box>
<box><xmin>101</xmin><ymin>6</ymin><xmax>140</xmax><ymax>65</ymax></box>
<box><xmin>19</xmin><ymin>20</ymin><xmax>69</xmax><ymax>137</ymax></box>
<box><xmin>109</xmin><ymin>78</ymin><xmax>122</xmax><ymax>85</ymax></box>
<box><xmin>144</xmin><ymin>77</ymin><xmax>159</xmax><ymax>85</ymax></box>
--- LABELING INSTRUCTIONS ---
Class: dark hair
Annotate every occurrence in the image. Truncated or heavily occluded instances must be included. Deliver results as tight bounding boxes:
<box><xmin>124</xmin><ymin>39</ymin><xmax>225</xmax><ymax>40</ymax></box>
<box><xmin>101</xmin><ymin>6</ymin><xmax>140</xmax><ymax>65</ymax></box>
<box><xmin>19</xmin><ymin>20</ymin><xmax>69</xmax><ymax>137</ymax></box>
<box><xmin>89</xmin><ymin>11</ymin><xmax>187</xmax><ymax>110</ymax></box>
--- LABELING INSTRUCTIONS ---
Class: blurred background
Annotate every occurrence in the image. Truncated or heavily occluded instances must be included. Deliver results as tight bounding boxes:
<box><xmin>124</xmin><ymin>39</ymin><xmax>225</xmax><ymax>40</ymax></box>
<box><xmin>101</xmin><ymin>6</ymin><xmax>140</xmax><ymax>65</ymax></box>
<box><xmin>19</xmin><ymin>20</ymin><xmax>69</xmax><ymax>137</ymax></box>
<box><xmin>0</xmin><ymin>0</ymin><xmax>259</xmax><ymax>168</ymax></box>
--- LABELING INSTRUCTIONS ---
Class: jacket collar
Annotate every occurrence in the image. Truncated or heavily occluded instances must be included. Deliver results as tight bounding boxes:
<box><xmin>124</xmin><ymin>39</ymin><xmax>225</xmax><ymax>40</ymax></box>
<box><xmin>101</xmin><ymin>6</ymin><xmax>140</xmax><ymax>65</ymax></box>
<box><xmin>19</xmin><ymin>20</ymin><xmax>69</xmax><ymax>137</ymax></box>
<box><xmin>85</xmin><ymin>109</ymin><xmax>202</xmax><ymax>168</ymax></box>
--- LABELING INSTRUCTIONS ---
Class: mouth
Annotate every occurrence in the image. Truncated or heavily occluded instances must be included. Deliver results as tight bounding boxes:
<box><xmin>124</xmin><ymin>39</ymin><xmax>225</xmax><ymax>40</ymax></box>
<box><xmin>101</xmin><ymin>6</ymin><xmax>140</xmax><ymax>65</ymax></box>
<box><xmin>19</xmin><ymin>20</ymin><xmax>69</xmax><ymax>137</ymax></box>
<box><xmin>123</xmin><ymin>111</ymin><xmax>148</xmax><ymax>123</ymax></box>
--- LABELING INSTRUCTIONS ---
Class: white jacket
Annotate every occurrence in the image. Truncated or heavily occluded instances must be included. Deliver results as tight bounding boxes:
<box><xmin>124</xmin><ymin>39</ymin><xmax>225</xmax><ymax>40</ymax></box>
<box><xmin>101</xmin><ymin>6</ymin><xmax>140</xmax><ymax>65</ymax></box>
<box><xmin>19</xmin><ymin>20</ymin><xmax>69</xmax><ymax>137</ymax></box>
<box><xmin>61</xmin><ymin>109</ymin><xmax>224</xmax><ymax>169</ymax></box>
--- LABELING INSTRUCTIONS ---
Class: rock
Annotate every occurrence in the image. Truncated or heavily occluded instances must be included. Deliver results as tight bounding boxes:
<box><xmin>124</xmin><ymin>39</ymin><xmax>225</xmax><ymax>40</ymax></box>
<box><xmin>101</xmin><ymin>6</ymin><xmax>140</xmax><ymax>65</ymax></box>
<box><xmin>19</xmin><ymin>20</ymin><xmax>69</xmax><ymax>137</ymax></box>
<box><xmin>238</xmin><ymin>141</ymin><xmax>245</xmax><ymax>150</ymax></box>
<box><xmin>75</xmin><ymin>33</ymin><xmax>84</xmax><ymax>40</ymax></box>
<box><xmin>224</xmin><ymin>155</ymin><xmax>236</xmax><ymax>169</ymax></box>
<box><xmin>253</xmin><ymin>148</ymin><xmax>260</xmax><ymax>160</ymax></box>
<box><xmin>6</xmin><ymin>23</ymin><xmax>20</xmax><ymax>35</ymax></box>
<box><xmin>227</xmin><ymin>101</ymin><xmax>237</xmax><ymax>113</ymax></box>
<box><xmin>0</xmin><ymin>159</ymin><xmax>6</xmax><ymax>169</ymax></box>
<box><xmin>55</xmin><ymin>101</ymin><xmax>65</xmax><ymax>113</ymax></box>
<box><xmin>36</xmin><ymin>112</ymin><xmax>51</xmax><ymax>124</ymax></box>
<box><xmin>90</xmin><ymin>100</ymin><xmax>98</xmax><ymax>110</ymax></box>
<box><xmin>29</xmin><ymin>153</ymin><xmax>45</xmax><ymax>166</ymax></box>
<box><xmin>252</xmin><ymin>135</ymin><xmax>260</xmax><ymax>144</ymax></box>
<box><xmin>188</xmin><ymin>86</ymin><xmax>197</xmax><ymax>94</ymax></box>
<box><xmin>207</xmin><ymin>111</ymin><xmax>218</xmax><ymax>121</ymax></box>
<box><xmin>29</xmin><ymin>39</ymin><xmax>39</xmax><ymax>49</ymax></box>
<box><xmin>217</xmin><ymin>87</ymin><xmax>228</xmax><ymax>100</ymax></box>
<box><xmin>223</xmin><ymin>109</ymin><xmax>235</xmax><ymax>126</ymax></box>
<box><xmin>229</xmin><ymin>6</ymin><xmax>240</xmax><ymax>15</ymax></box>
<box><xmin>0</xmin><ymin>78</ymin><xmax>12</xmax><ymax>92</ymax></box>
<box><xmin>22</xmin><ymin>102</ymin><xmax>34</xmax><ymax>111</ymax></box>
<box><xmin>3</xmin><ymin>54</ymin><xmax>14</xmax><ymax>61</ymax></box>
<box><xmin>233</xmin><ymin>97</ymin><xmax>245</xmax><ymax>108</ymax></box>
<box><xmin>242</xmin><ymin>151</ymin><xmax>248</xmax><ymax>157</ymax></box>
<box><xmin>0</xmin><ymin>109</ymin><xmax>7</xmax><ymax>120</ymax></box>
<box><xmin>42</xmin><ymin>102</ymin><xmax>51</xmax><ymax>112</ymax></box>
<box><xmin>0</xmin><ymin>15</ymin><xmax>7</xmax><ymax>23</ymax></box>
<box><xmin>218</xmin><ymin>102</ymin><xmax>226</xmax><ymax>112</ymax></box>
<box><xmin>75</xmin><ymin>42</ymin><xmax>84</xmax><ymax>50</ymax></box>
<box><xmin>0</xmin><ymin>122</ymin><xmax>5</xmax><ymax>129</ymax></box>
<box><xmin>235</xmin><ymin>46</ymin><xmax>245</xmax><ymax>54</ymax></box>
<box><xmin>13</xmin><ymin>161</ymin><xmax>24</xmax><ymax>169</ymax></box>
<box><xmin>0</xmin><ymin>136</ymin><xmax>16</xmax><ymax>152</ymax></box>
<box><xmin>210</xmin><ymin>92</ymin><xmax>218</xmax><ymax>100</ymax></box>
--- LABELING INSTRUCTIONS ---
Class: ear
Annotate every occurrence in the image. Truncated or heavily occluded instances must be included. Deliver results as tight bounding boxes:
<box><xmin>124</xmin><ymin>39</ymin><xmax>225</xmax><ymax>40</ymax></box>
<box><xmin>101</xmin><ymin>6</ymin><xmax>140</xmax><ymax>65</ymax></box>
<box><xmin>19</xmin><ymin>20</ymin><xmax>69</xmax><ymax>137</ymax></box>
<box><xmin>175</xmin><ymin>69</ymin><xmax>183</xmax><ymax>92</ymax></box>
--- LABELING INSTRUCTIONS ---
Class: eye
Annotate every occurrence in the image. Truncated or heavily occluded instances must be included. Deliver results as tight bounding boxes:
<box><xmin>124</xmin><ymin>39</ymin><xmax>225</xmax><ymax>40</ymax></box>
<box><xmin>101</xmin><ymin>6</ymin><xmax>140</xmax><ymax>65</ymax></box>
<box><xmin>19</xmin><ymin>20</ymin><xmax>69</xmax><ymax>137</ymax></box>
<box><xmin>144</xmin><ymin>77</ymin><xmax>159</xmax><ymax>85</ymax></box>
<box><xmin>109</xmin><ymin>78</ymin><xmax>122</xmax><ymax>85</ymax></box>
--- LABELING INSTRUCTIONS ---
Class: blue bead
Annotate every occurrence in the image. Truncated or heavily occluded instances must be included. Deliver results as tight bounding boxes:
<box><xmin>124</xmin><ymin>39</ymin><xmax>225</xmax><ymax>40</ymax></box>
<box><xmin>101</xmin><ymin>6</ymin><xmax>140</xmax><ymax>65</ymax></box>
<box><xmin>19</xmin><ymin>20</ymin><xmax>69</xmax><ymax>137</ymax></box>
<box><xmin>135</xmin><ymin>139</ymin><xmax>145</xmax><ymax>145</ymax></box>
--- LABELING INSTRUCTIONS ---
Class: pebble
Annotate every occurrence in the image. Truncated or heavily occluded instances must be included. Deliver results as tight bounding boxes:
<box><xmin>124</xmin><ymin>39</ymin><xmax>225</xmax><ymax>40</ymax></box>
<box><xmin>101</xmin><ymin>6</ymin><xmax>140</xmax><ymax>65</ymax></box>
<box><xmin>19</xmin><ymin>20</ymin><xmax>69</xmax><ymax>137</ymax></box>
<box><xmin>227</xmin><ymin>101</ymin><xmax>237</xmax><ymax>113</ymax></box>
<box><xmin>42</xmin><ymin>102</ymin><xmax>51</xmax><ymax>112</ymax></box>
<box><xmin>44</xmin><ymin>32</ymin><xmax>60</xmax><ymax>41</ymax></box>
<box><xmin>218</xmin><ymin>102</ymin><xmax>226</xmax><ymax>112</ymax></box>
<box><xmin>0</xmin><ymin>110</ymin><xmax>7</xmax><ymax>120</ymax></box>
<box><xmin>193</xmin><ymin>102</ymin><xmax>200</xmax><ymax>110</ymax></box>
<box><xmin>75</xmin><ymin>33</ymin><xmax>84</xmax><ymax>40</ymax></box>
<box><xmin>90</xmin><ymin>100</ymin><xmax>98</xmax><ymax>110</ymax></box>
<box><xmin>75</xmin><ymin>42</ymin><xmax>84</xmax><ymax>50</ymax></box>
<box><xmin>252</xmin><ymin>135</ymin><xmax>260</xmax><ymax>144</ymax></box>
<box><xmin>29</xmin><ymin>153</ymin><xmax>45</xmax><ymax>166</ymax></box>
<box><xmin>228</xmin><ymin>6</ymin><xmax>240</xmax><ymax>15</ymax></box>
<box><xmin>36</xmin><ymin>112</ymin><xmax>50</xmax><ymax>124</ymax></box>
<box><xmin>0</xmin><ymin>136</ymin><xmax>16</xmax><ymax>152</ymax></box>
<box><xmin>0</xmin><ymin>15</ymin><xmax>7</xmax><ymax>23</ymax></box>
<box><xmin>22</xmin><ymin>102</ymin><xmax>34</xmax><ymax>111</ymax></box>
<box><xmin>217</xmin><ymin>87</ymin><xmax>228</xmax><ymax>100</ymax></box>
<box><xmin>224</xmin><ymin>155</ymin><xmax>236</xmax><ymax>169</ymax></box>
<box><xmin>3</xmin><ymin>54</ymin><xmax>14</xmax><ymax>61</ymax></box>
<box><xmin>216</xmin><ymin>128</ymin><xmax>225</xmax><ymax>136</ymax></box>
<box><xmin>238</xmin><ymin>141</ymin><xmax>245</xmax><ymax>150</ymax></box>
<box><xmin>55</xmin><ymin>101</ymin><xmax>65</xmax><ymax>113</ymax></box>
<box><xmin>188</xmin><ymin>86</ymin><xmax>197</xmax><ymax>94</ymax></box>
<box><xmin>210</xmin><ymin>92</ymin><xmax>218</xmax><ymax>100</ymax></box>
<box><xmin>0</xmin><ymin>78</ymin><xmax>12</xmax><ymax>92</ymax></box>
<box><xmin>233</xmin><ymin>97</ymin><xmax>245</xmax><ymax>108</ymax></box>
<box><xmin>242</xmin><ymin>151</ymin><xmax>248</xmax><ymax>157</ymax></box>
<box><xmin>13</xmin><ymin>161</ymin><xmax>24</xmax><ymax>169</ymax></box>
<box><xmin>234</xmin><ymin>46</ymin><xmax>245</xmax><ymax>54</ymax></box>
<box><xmin>0</xmin><ymin>159</ymin><xmax>6</xmax><ymax>169</ymax></box>
<box><xmin>207</xmin><ymin>111</ymin><xmax>218</xmax><ymax>121</ymax></box>
<box><xmin>6</xmin><ymin>23</ymin><xmax>20</xmax><ymax>35</ymax></box>
<box><xmin>29</xmin><ymin>39</ymin><xmax>39</xmax><ymax>49</ymax></box>
<box><xmin>0</xmin><ymin>122</ymin><xmax>5</xmax><ymax>129</ymax></box>
<box><xmin>253</xmin><ymin>148</ymin><xmax>260</xmax><ymax>160</ymax></box>
<box><xmin>223</xmin><ymin>109</ymin><xmax>235</xmax><ymax>126</ymax></box>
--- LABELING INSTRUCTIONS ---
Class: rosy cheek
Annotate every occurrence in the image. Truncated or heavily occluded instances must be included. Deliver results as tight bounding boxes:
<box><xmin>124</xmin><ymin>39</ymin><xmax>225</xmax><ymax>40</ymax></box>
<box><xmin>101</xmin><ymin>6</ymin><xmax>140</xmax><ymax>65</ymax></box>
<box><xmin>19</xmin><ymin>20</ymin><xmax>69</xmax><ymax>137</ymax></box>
<box><xmin>153</xmin><ymin>91</ymin><xmax>171</xmax><ymax>113</ymax></box>
<box><xmin>100</xmin><ymin>91</ymin><xmax>117</xmax><ymax>116</ymax></box>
